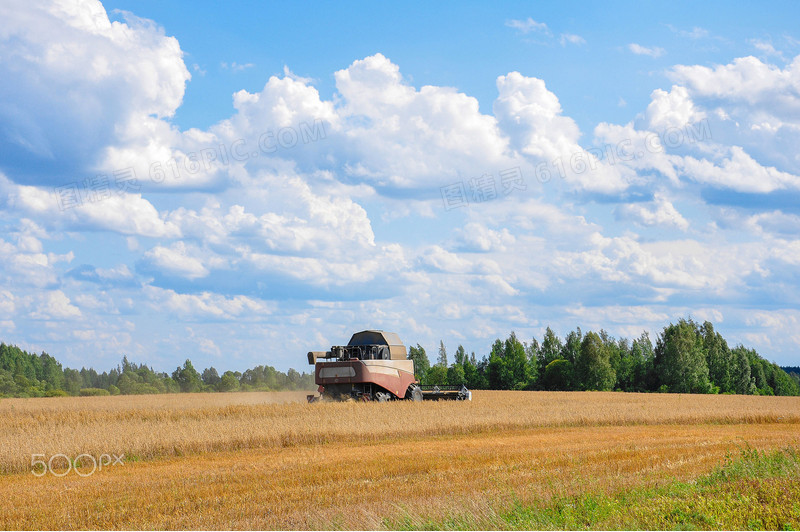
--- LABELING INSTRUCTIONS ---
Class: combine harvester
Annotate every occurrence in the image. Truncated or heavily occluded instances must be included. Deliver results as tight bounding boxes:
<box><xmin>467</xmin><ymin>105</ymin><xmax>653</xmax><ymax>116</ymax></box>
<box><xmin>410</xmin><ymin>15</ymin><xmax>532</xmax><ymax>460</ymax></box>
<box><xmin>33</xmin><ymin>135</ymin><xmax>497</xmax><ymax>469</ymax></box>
<box><xmin>307</xmin><ymin>330</ymin><xmax>471</xmax><ymax>402</ymax></box>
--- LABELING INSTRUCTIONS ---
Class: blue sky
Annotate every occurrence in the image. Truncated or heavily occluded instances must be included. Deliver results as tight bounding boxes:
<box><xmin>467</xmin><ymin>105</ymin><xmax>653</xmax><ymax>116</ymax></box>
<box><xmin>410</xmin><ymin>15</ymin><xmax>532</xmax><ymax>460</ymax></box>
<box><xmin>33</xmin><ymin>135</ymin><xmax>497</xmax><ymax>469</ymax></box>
<box><xmin>1</xmin><ymin>0</ymin><xmax>800</xmax><ymax>373</ymax></box>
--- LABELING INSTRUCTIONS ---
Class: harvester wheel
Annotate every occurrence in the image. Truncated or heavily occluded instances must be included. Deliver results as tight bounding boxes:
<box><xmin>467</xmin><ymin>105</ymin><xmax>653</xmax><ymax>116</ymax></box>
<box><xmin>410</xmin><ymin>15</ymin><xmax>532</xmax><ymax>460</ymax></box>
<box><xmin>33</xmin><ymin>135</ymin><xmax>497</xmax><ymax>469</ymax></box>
<box><xmin>375</xmin><ymin>391</ymin><xmax>391</xmax><ymax>402</ymax></box>
<box><xmin>406</xmin><ymin>385</ymin><xmax>423</xmax><ymax>402</ymax></box>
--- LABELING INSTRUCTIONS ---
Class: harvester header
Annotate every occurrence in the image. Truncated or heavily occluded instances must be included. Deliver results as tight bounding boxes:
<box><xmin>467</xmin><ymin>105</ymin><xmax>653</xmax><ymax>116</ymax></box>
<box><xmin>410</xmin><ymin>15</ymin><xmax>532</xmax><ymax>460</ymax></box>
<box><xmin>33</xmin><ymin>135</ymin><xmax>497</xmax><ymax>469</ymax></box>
<box><xmin>307</xmin><ymin>330</ymin><xmax>471</xmax><ymax>402</ymax></box>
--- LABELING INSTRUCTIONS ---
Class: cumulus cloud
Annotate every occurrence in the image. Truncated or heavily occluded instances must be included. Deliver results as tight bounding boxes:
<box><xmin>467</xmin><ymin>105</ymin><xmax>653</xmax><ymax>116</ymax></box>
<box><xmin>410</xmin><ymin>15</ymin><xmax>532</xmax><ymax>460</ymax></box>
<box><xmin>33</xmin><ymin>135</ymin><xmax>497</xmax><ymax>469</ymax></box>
<box><xmin>165</xmin><ymin>177</ymin><xmax>375</xmax><ymax>253</ymax></box>
<box><xmin>554</xmin><ymin>233</ymin><xmax>766</xmax><ymax>294</ymax></box>
<box><xmin>680</xmin><ymin>146</ymin><xmax>800</xmax><ymax>192</ymax></box>
<box><xmin>142</xmin><ymin>241</ymin><xmax>211</xmax><ymax>280</ymax></box>
<box><xmin>145</xmin><ymin>286</ymin><xmax>274</xmax><ymax>321</ymax></box>
<box><xmin>616</xmin><ymin>193</ymin><xmax>690</xmax><ymax>231</ymax></box>
<box><xmin>1</xmin><ymin>174</ymin><xmax>181</xmax><ymax>237</ymax></box>
<box><xmin>494</xmin><ymin>72</ymin><xmax>629</xmax><ymax>192</ymax></box>
<box><xmin>0</xmin><ymin>0</ymin><xmax>190</xmax><ymax>183</ymax></box>
<box><xmin>27</xmin><ymin>290</ymin><xmax>82</xmax><ymax>320</ymax></box>
<box><xmin>494</xmin><ymin>72</ymin><xmax>580</xmax><ymax>160</ymax></box>
<box><xmin>3</xmin><ymin>2</ymin><xmax>800</xmax><ymax>369</ymax></box>
<box><xmin>331</xmin><ymin>54</ymin><xmax>512</xmax><ymax>189</ymax></box>
<box><xmin>645</xmin><ymin>85</ymin><xmax>707</xmax><ymax>130</ymax></box>
<box><xmin>670</xmin><ymin>55</ymin><xmax>800</xmax><ymax>111</ymax></box>
<box><xmin>201</xmin><ymin>53</ymin><xmax>518</xmax><ymax>193</ymax></box>
<box><xmin>452</xmin><ymin>222</ymin><xmax>516</xmax><ymax>252</ymax></box>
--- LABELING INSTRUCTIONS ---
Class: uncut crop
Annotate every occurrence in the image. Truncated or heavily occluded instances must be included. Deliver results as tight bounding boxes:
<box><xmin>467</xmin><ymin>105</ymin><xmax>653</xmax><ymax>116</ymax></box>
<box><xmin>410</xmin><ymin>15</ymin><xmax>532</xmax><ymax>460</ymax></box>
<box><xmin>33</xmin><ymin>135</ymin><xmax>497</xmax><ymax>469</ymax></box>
<box><xmin>2</xmin><ymin>390</ymin><xmax>799</xmax><ymax>475</ymax></box>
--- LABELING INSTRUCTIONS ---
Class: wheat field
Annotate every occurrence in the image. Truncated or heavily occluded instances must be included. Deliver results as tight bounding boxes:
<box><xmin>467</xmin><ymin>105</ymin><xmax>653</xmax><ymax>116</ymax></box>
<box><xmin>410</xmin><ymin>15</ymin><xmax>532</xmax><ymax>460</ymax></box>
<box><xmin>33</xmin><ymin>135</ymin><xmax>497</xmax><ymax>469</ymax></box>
<box><xmin>2</xmin><ymin>391</ymin><xmax>799</xmax><ymax>529</ymax></box>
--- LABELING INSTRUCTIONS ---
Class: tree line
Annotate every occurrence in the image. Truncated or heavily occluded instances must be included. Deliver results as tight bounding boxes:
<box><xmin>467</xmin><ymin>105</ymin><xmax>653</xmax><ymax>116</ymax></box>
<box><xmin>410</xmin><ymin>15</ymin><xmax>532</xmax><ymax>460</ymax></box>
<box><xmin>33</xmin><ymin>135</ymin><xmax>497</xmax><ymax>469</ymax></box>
<box><xmin>0</xmin><ymin>345</ymin><xmax>314</xmax><ymax>398</ymax></box>
<box><xmin>2</xmin><ymin>317</ymin><xmax>797</xmax><ymax>398</ymax></box>
<box><xmin>408</xmin><ymin>318</ymin><xmax>800</xmax><ymax>396</ymax></box>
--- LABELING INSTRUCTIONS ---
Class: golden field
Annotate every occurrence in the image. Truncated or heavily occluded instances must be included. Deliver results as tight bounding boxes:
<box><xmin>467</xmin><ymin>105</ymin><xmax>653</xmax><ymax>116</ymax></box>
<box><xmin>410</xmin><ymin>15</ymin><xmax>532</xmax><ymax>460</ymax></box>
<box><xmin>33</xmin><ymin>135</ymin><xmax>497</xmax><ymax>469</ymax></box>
<box><xmin>1</xmin><ymin>391</ymin><xmax>799</xmax><ymax>529</ymax></box>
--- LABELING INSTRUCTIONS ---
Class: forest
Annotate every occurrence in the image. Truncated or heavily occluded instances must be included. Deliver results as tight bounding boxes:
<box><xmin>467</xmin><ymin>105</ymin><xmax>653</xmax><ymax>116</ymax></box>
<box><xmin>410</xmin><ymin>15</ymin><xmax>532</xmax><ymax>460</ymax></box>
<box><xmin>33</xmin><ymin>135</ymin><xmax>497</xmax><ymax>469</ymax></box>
<box><xmin>0</xmin><ymin>349</ymin><xmax>315</xmax><ymax>397</ymax></box>
<box><xmin>410</xmin><ymin>318</ymin><xmax>800</xmax><ymax>396</ymax></box>
<box><xmin>1</xmin><ymin>317</ymin><xmax>798</xmax><ymax>398</ymax></box>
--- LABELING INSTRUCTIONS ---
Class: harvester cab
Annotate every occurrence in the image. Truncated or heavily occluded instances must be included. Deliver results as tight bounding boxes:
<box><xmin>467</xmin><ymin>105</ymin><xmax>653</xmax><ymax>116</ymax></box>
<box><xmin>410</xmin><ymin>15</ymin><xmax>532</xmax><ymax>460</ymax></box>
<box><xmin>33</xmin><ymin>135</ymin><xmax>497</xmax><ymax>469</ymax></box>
<box><xmin>306</xmin><ymin>330</ymin><xmax>471</xmax><ymax>402</ymax></box>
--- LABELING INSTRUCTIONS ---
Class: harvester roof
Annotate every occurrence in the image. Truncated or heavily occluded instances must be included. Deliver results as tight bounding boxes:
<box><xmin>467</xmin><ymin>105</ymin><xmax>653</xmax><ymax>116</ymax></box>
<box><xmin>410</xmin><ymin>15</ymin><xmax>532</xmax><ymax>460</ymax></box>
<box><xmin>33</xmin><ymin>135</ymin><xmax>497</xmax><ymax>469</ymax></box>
<box><xmin>347</xmin><ymin>330</ymin><xmax>407</xmax><ymax>359</ymax></box>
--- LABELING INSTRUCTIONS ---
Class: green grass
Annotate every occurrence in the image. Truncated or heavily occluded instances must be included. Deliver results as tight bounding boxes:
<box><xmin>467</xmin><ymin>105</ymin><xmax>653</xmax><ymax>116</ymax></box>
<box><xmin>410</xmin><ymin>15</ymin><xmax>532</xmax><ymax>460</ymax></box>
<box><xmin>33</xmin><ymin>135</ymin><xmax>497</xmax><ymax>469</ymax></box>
<box><xmin>385</xmin><ymin>447</ymin><xmax>800</xmax><ymax>530</ymax></box>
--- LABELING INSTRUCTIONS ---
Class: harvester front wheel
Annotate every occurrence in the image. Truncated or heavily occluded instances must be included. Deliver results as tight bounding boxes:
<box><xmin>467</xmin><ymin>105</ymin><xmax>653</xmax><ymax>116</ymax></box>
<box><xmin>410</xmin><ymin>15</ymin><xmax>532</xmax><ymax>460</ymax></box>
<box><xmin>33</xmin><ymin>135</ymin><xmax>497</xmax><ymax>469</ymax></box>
<box><xmin>406</xmin><ymin>385</ymin><xmax>423</xmax><ymax>402</ymax></box>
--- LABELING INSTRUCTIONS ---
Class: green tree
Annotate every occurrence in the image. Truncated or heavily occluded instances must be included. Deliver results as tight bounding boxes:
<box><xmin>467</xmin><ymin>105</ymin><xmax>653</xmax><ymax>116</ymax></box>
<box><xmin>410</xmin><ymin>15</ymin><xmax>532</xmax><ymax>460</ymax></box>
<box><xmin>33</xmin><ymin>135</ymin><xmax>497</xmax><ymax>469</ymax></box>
<box><xmin>408</xmin><ymin>343</ymin><xmax>430</xmax><ymax>382</ymax></box>
<box><xmin>201</xmin><ymin>367</ymin><xmax>220</xmax><ymax>387</ymax></box>
<box><xmin>454</xmin><ymin>345</ymin><xmax>466</xmax><ymax>366</ymax></box>
<box><xmin>769</xmin><ymin>363</ymin><xmax>800</xmax><ymax>396</ymax></box>
<box><xmin>463</xmin><ymin>353</ymin><xmax>481</xmax><ymax>389</ymax></box>
<box><xmin>599</xmin><ymin>330</ymin><xmax>623</xmax><ymax>388</ymax></box>
<box><xmin>447</xmin><ymin>363</ymin><xmax>466</xmax><ymax>386</ymax></box>
<box><xmin>730</xmin><ymin>345</ymin><xmax>752</xmax><ymax>394</ymax></box>
<box><xmin>575</xmin><ymin>331</ymin><xmax>616</xmax><ymax>391</ymax></box>
<box><xmin>655</xmin><ymin>319</ymin><xmax>712</xmax><ymax>394</ymax></box>
<box><xmin>486</xmin><ymin>338</ymin><xmax>508</xmax><ymax>389</ymax></box>
<box><xmin>0</xmin><ymin>368</ymin><xmax>17</xmax><ymax>396</ymax></box>
<box><xmin>426</xmin><ymin>364</ymin><xmax>448</xmax><ymax>386</ymax></box>
<box><xmin>63</xmin><ymin>368</ymin><xmax>82</xmax><ymax>395</ymax></box>
<box><xmin>437</xmin><ymin>341</ymin><xmax>448</xmax><ymax>367</ymax></box>
<box><xmin>701</xmin><ymin>321</ymin><xmax>732</xmax><ymax>393</ymax></box>
<box><xmin>538</xmin><ymin>327</ymin><xmax>563</xmax><ymax>375</ymax></box>
<box><xmin>172</xmin><ymin>359</ymin><xmax>202</xmax><ymax>393</ymax></box>
<box><xmin>218</xmin><ymin>370</ymin><xmax>240</xmax><ymax>392</ymax></box>
<box><xmin>630</xmin><ymin>332</ymin><xmax>655</xmax><ymax>391</ymax></box>
<box><xmin>542</xmin><ymin>359</ymin><xmax>573</xmax><ymax>390</ymax></box>
<box><xmin>504</xmin><ymin>332</ymin><xmax>532</xmax><ymax>390</ymax></box>
<box><xmin>39</xmin><ymin>353</ymin><xmax>64</xmax><ymax>392</ymax></box>
<box><xmin>525</xmin><ymin>337</ymin><xmax>541</xmax><ymax>389</ymax></box>
<box><xmin>752</xmin><ymin>362</ymin><xmax>767</xmax><ymax>392</ymax></box>
<box><xmin>561</xmin><ymin>327</ymin><xmax>583</xmax><ymax>365</ymax></box>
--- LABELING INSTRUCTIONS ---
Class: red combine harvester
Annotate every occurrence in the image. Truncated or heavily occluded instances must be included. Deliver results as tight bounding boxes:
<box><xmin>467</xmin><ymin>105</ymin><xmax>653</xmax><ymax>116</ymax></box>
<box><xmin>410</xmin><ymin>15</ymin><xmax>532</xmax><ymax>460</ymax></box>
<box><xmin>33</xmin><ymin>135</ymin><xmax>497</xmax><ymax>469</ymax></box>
<box><xmin>307</xmin><ymin>330</ymin><xmax>471</xmax><ymax>402</ymax></box>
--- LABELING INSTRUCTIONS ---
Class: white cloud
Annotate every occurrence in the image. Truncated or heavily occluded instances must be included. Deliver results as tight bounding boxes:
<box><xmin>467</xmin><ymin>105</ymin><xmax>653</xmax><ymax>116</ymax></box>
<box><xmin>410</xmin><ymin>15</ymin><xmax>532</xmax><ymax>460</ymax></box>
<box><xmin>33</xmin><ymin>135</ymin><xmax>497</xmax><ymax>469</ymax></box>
<box><xmin>221</xmin><ymin>61</ymin><xmax>254</xmax><ymax>72</ymax></box>
<box><xmin>663</xmin><ymin>54</ymin><xmax>800</xmax><ymax>178</ymax></box>
<box><xmin>493</xmin><ymin>72</ymin><xmax>581</xmax><ymax>162</ymax></box>
<box><xmin>645</xmin><ymin>85</ymin><xmax>706</xmax><ymax>130</ymax></box>
<box><xmin>559</xmin><ymin>33</ymin><xmax>586</xmax><ymax>46</ymax></box>
<box><xmin>1</xmin><ymin>174</ymin><xmax>181</xmax><ymax>237</ymax></box>
<box><xmin>453</xmin><ymin>222</ymin><xmax>516</xmax><ymax>252</ymax></box>
<box><xmin>3</xmin><ymin>3</ymin><xmax>800</xmax><ymax>372</ymax></box>
<box><xmin>142</xmin><ymin>241</ymin><xmax>210</xmax><ymax>280</ymax></box>
<box><xmin>331</xmin><ymin>54</ymin><xmax>512</xmax><ymax>189</ymax></box>
<box><xmin>27</xmin><ymin>290</ymin><xmax>82</xmax><ymax>320</ymax></box>
<box><xmin>146</xmin><ymin>287</ymin><xmax>274</xmax><ymax>321</ymax></box>
<box><xmin>616</xmin><ymin>193</ymin><xmax>690</xmax><ymax>231</ymax></box>
<box><xmin>0</xmin><ymin>0</ymin><xmax>190</xmax><ymax>183</ymax></box>
<box><xmin>748</xmin><ymin>38</ymin><xmax>786</xmax><ymax>61</ymax></box>
<box><xmin>0</xmin><ymin>290</ymin><xmax>15</xmax><ymax>316</ymax></box>
<box><xmin>669</xmin><ymin>55</ymin><xmax>800</xmax><ymax>114</ymax></box>
<box><xmin>494</xmin><ymin>72</ymin><xmax>629</xmax><ymax>192</ymax></box>
<box><xmin>666</xmin><ymin>25</ymin><xmax>711</xmax><ymax>40</ymax></box>
<box><xmin>628</xmin><ymin>43</ymin><xmax>666</xmax><ymax>58</ymax></box>
<box><xmin>165</xmin><ymin>177</ymin><xmax>375</xmax><ymax>254</ymax></box>
<box><xmin>505</xmin><ymin>18</ymin><xmax>550</xmax><ymax>35</ymax></box>
<box><xmin>680</xmin><ymin>146</ymin><xmax>800</xmax><ymax>192</ymax></box>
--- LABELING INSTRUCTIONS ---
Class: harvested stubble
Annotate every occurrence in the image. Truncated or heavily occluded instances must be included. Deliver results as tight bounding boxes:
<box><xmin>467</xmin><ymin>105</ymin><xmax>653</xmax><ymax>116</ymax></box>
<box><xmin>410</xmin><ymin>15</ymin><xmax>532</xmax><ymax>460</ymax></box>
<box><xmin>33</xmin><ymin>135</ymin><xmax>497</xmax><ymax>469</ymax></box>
<box><xmin>2</xmin><ymin>390</ymin><xmax>799</xmax><ymax>475</ymax></box>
